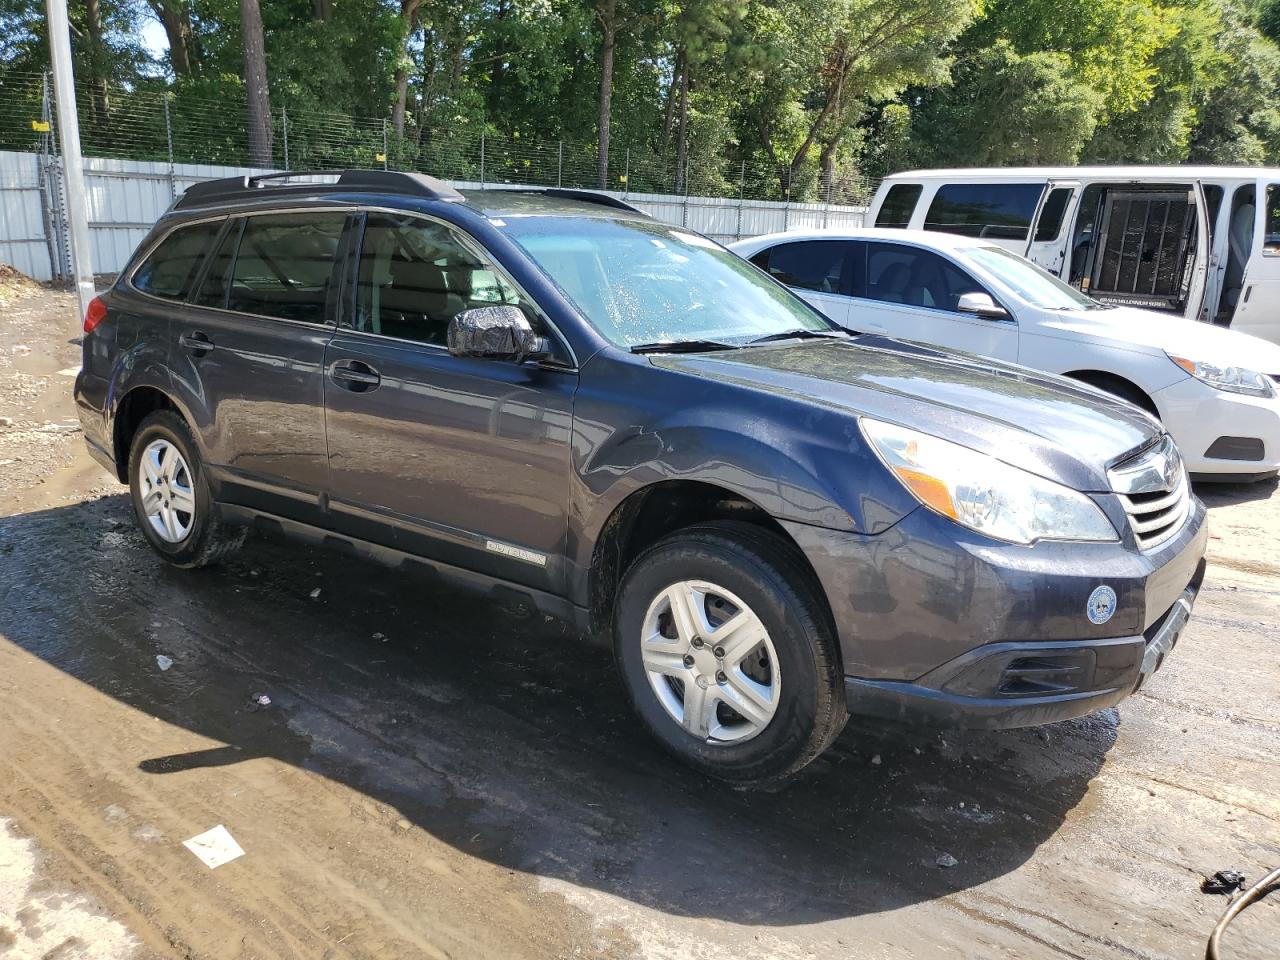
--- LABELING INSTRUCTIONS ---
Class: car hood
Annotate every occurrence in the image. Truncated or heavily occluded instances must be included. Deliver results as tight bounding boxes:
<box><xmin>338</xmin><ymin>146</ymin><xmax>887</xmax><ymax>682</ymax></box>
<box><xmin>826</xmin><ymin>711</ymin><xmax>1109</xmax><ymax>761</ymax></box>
<box><xmin>1047</xmin><ymin>306</ymin><xmax>1280</xmax><ymax>372</ymax></box>
<box><xmin>652</xmin><ymin>336</ymin><xmax>1163</xmax><ymax>492</ymax></box>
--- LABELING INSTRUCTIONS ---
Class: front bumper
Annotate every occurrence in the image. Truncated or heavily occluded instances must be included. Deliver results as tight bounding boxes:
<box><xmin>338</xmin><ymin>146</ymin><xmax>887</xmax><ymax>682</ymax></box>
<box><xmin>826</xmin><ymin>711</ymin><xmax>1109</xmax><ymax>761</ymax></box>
<box><xmin>782</xmin><ymin>493</ymin><xmax>1208</xmax><ymax>729</ymax></box>
<box><xmin>844</xmin><ymin>558</ymin><xmax>1203</xmax><ymax>729</ymax></box>
<box><xmin>1153</xmin><ymin>375</ymin><xmax>1280</xmax><ymax>480</ymax></box>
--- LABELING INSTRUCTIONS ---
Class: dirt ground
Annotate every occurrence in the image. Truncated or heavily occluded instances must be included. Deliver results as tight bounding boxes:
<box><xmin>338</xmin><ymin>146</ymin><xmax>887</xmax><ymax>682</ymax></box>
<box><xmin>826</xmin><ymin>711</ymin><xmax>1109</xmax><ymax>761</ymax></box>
<box><xmin>0</xmin><ymin>282</ymin><xmax>1276</xmax><ymax>960</ymax></box>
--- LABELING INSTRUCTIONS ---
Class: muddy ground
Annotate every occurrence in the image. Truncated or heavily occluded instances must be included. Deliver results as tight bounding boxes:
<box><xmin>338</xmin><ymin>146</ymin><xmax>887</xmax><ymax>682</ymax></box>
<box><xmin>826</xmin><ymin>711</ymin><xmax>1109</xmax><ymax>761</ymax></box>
<box><xmin>0</xmin><ymin>282</ymin><xmax>1276</xmax><ymax>960</ymax></box>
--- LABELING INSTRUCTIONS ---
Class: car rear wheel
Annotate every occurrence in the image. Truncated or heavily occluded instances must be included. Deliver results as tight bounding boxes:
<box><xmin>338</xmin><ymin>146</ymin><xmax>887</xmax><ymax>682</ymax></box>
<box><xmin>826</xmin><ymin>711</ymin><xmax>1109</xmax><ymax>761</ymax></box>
<box><xmin>127</xmin><ymin>410</ymin><xmax>245</xmax><ymax>568</ymax></box>
<box><xmin>614</xmin><ymin>521</ymin><xmax>847</xmax><ymax>784</ymax></box>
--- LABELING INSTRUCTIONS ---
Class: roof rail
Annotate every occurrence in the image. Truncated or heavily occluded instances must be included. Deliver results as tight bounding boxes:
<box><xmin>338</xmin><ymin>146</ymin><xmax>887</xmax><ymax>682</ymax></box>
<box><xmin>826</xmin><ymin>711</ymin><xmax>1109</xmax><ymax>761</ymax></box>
<box><xmin>173</xmin><ymin>169</ymin><xmax>465</xmax><ymax>209</ymax></box>
<box><xmin>527</xmin><ymin>188</ymin><xmax>648</xmax><ymax>215</ymax></box>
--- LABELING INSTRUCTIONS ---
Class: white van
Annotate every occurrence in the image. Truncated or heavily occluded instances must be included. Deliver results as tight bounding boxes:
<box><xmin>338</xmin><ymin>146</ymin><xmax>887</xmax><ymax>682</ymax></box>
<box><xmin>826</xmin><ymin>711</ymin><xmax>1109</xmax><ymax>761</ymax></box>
<box><xmin>866</xmin><ymin>167</ymin><xmax>1280</xmax><ymax>345</ymax></box>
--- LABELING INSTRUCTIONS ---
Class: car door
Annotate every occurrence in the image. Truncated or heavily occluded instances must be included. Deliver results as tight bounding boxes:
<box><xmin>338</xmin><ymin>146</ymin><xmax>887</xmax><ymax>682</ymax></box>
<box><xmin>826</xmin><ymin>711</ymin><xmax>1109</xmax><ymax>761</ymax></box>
<box><xmin>321</xmin><ymin>210</ymin><xmax>577</xmax><ymax>593</ymax></box>
<box><xmin>851</xmin><ymin>241</ymin><xmax>1019</xmax><ymax>362</ymax></box>
<box><xmin>173</xmin><ymin>209</ymin><xmax>349</xmax><ymax>523</ymax></box>
<box><xmin>747</xmin><ymin>239</ymin><xmax>855</xmax><ymax>326</ymax></box>
<box><xmin>1024</xmin><ymin>181</ymin><xmax>1079</xmax><ymax>277</ymax></box>
<box><xmin>1227</xmin><ymin>179</ymin><xmax>1280</xmax><ymax>344</ymax></box>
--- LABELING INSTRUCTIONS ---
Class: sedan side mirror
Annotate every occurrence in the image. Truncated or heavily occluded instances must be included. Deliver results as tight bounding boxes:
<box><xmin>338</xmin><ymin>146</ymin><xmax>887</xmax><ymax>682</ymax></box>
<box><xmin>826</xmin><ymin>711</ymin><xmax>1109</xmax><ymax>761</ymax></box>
<box><xmin>956</xmin><ymin>291</ymin><xmax>1010</xmax><ymax>320</ymax></box>
<box><xmin>448</xmin><ymin>305</ymin><xmax>549</xmax><ymax>361</ymax></box>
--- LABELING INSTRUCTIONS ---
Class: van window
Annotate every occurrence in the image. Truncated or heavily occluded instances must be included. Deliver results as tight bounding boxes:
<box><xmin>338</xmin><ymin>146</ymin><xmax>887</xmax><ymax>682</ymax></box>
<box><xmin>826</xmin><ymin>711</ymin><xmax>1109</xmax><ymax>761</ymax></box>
<box><xmin>925</xmin><ymin>183</ymin><xmax>1045</xmax><ymax>240</ymax></box>
<box><xmin>875</xmin><ymin>184</ymin><xmax>922</xmax><ymax>228</ymax></box>
<box><xmin>132</xmin><ymin>220</ymin><xmax>224</xmax><ymax>300</ymax></box>
<box><xmin>754</xmin><ymin>240</ymin><xmax>850</xmax><ymax>294</ymax></box>
<box><xmin>864</xmin><ymin>242</ymin><xmax>987</xmax><ymax>312</ymax></box>
<box><xmin>353</xmin><ymin>213</ymin><xmax>532</xmax><ymax>345</ymax></box>
<box><xmin>227</xmin><ymin>213</ymin><xmax>347</xmax><ymax>323</ymax></box>
<box><xmin>1264</xmin><ymin>185</ymin><xmax>1280</xmax><ymax>255</ymax></box>
<box><xmin>1033</xmin><ymin>188</ymin><xmax>1072</xmax><ymax>242</ymax></box>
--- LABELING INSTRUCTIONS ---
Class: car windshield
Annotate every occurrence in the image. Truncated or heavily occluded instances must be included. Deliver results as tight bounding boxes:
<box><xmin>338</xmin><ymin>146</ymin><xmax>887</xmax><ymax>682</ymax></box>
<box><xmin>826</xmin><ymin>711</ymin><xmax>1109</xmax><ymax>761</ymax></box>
<box><xmin>961</xmin><ymin>245</ymin><xmax>1108</xmax><ymax>311</ymax></box>
<box><xmin>500</xmin><ymin>216</ymin><xmax>837</xmax><ymax>347</ymax></box>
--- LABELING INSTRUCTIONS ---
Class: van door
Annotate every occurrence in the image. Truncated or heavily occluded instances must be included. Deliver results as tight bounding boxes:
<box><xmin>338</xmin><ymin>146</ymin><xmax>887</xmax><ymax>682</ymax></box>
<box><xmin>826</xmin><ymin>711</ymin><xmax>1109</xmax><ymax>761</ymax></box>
<box><xmin>1075</xmin><ymin>185</ymin><xmax>1208</xmax><ymax>318</ymax></box>
<box><xmin>1024</xmin><ymin>181</ymin><xmax>1079</xmax><ymax>277</ymax></box>
<box><xmin>1227</xmin><ymin>179</ymin><xmax>1280</xmax><ymax>344</ymax></box>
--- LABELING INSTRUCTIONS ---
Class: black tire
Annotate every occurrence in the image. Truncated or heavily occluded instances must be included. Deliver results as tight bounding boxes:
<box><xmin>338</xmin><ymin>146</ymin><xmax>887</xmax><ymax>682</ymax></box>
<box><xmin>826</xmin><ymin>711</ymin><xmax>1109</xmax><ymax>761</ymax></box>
<box><xmin>614</xmin><ymin>521</ymin><xmax>847</xmax><ymax>785</ymax></box>
<box><xmin>127</xmin><ymin>410</ymin><xmax>245</xmax><ymax>569</ymax></box>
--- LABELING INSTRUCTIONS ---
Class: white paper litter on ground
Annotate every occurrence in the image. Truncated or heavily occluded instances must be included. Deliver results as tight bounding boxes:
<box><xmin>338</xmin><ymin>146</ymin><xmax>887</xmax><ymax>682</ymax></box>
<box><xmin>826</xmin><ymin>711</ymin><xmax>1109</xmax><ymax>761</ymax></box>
<box><xmin>182</xmin><ymin>825</ymin><xmax>245</xmax><ymax>869</ymax></box>
<box><xmin>155</xmin><ymin>655</ymin><xmax>173</xmax><ymax>671</ymax></box>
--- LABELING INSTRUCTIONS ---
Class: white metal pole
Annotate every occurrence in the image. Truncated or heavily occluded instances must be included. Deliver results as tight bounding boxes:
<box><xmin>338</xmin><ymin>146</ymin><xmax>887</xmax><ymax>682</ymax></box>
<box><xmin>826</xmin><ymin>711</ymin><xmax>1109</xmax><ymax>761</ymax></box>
<box><xmin>46</xmin><ymin>0</ymin><xmax>95</xmax><ymax>320</ymax></box>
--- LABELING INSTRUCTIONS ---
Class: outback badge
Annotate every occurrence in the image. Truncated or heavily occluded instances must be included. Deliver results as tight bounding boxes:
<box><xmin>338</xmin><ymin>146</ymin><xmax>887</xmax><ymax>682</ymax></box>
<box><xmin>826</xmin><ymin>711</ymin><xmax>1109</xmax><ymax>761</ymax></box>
<box><xmin>1087</xmin><ymin>585</ymin><xmax>1118</xmax><ymax>625</ymax></box>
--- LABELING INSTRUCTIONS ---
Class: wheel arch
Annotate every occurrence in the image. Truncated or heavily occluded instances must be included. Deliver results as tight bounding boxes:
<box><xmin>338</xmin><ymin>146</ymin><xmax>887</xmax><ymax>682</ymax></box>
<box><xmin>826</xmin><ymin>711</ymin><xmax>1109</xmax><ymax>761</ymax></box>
<box><xmin>585</xmin><ymin>479</ymin><xmax>836</xmax><ymax>648</ymax></box>
<box><xmin>111</xmin><ymin>384</ymin><xmax>193</xmax><ymax>482</ymax></box>
<box><xmin>1064</xmin><ymin>369</ymin><xmax>1161</xmax><ymax>418</ymax></box>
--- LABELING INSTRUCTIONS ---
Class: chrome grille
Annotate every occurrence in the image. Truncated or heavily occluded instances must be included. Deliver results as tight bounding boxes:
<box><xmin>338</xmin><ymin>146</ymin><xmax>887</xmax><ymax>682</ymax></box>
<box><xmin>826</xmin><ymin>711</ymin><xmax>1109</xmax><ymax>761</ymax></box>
<box><xmin>1109</xmin><ymin>436</ymin><xmax>1191</xmax><ymax>551</ymax></box>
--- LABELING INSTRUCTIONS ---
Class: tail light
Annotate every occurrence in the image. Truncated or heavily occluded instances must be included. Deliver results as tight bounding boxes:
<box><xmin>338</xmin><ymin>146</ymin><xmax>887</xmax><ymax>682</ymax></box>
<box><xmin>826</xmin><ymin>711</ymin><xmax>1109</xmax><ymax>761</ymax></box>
<box><xmin>83</xmin><ymin>296</ymin><xmax>107</xmax><ymax>334</ymax></box>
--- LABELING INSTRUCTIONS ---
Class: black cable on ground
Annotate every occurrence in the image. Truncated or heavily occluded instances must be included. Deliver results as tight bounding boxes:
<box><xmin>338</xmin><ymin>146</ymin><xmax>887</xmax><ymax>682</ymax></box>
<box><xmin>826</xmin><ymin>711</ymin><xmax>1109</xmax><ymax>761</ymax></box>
<box><xmin>1206</xmin><ymin>864</ymin><xmax>1280</xmax><ymax>960</ymax></box>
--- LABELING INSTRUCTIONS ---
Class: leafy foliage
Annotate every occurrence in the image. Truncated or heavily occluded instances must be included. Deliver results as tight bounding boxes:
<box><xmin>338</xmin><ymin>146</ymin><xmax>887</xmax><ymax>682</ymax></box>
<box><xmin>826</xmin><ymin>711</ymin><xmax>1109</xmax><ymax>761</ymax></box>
<box><xmin>5</xmin><ymin>0</ymin><xmax>1280</xmax><ymax>196</ymax></box>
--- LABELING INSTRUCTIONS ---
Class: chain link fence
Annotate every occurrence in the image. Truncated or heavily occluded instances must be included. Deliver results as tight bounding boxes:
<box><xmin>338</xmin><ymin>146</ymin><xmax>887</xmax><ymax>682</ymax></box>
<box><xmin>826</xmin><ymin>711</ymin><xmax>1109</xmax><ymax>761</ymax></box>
<box><xmin>0</xmin><ymin>67</ymin><xmax>879</xmax><ymax>207</ymax></box>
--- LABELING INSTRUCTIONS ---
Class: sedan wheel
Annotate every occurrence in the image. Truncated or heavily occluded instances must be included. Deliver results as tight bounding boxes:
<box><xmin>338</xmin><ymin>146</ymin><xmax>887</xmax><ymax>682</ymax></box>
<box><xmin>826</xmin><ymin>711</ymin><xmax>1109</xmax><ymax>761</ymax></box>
<box><xmin>139</xmin><ymin>438</ymin><xmax>196</xmax><ymax>543</ymax></box>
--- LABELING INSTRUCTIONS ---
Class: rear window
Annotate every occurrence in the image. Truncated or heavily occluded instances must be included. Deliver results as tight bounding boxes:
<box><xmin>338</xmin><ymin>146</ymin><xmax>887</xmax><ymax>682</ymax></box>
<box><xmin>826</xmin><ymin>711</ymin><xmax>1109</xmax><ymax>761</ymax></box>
<box><xmin>754</xmin><ymin>240</ymin><xmax>850</xmax><ymax>294</ymax></box>
<box><xmin>875</xmin><ymin>183</ymin><xmax>922</xmax><ymax>228</ymax></box>
<box><xmin>1033</xmin><ymin>188</ymin><xmax>1072</xmax><ymax>242</ymax></box>
<box><xmin>925</xmin><ymin>183</ymin><xmax>1045</xmax><ymax>240</ymax></box>
<box><xmin>226</xmin><ymin>213</ymin><xmax>347</xmax><ymax>323</ymax></box>
<box><xmin>132</xmin><ymin>220</ymin><xmax>224</xmax><ymax>300</ymax></box>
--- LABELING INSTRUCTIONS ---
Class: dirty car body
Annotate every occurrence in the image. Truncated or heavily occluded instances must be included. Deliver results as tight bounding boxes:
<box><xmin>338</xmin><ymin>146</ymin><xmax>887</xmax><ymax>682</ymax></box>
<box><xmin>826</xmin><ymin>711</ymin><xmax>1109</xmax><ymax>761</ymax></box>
<box><xmin>74</xmin><ymin>171</ymin><xmax>1208</xmax><ymax>782</ymax></box>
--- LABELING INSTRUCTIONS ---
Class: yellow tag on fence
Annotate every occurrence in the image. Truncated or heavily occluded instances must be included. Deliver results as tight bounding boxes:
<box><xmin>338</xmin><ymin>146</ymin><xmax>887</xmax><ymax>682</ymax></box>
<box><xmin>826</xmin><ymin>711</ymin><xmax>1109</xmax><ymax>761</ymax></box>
<box><xmin>31</xmin><ymin>120</ymin><xmax>50</xmax><ymax>132</ymax></box>
<box><xmin>375</xmin><ymin>153</ymin><xmax>387</xmax><ymax>162</ymax></box>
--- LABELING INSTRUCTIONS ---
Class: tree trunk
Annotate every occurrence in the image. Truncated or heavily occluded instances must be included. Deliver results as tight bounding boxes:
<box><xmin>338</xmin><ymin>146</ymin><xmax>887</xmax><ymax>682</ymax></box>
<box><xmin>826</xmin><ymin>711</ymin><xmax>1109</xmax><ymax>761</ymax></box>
<box><xmin>239</xmin><ymin>0</ymin><xmax>273</xmax><ymax>166</ymax></box>
<box><xmin>312</xmin><ymin>0</ymin><xmax>331</xmax><ymax>20</ymax></box>
<box><xmin>84</xmin><ymin>0</ymin><xmax>110</xmax><ymax>126</ymax></box>
<box><xmin>391</xmin><ymin>0</ymin><xmax>422</xmax><ymax>138</ymax></box>
<box><xmin>675</xmin><ymin>64</ymin><xmax>690</xmax><ymax>193</ymax></box>
<box><xmin>147</xmin><ymin>0</ymin><xmax>194</xmax><ymax>76</ymax></box>
<box><xmin>662</xmin><ymin>50</ymin><xmax>684</xmax><ymax>147</ymax></box>
<box><xmin>595</xmin><ymin>0</ymin><xmax>616</xmax><ymax>189</ymax></box>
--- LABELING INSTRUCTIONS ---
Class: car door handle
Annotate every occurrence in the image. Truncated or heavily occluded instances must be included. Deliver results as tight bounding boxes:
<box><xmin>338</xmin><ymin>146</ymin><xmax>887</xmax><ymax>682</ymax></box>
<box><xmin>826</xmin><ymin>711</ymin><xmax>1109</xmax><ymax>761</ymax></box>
<box><xmin>329</xmin><ymin>359</ymin><xmax>381</xmax><ymax>391</ymax></box>
<box><xmin>179</xmin><ymin>332</ymin><xmax>214</xmax><ymax>353</ymax></box>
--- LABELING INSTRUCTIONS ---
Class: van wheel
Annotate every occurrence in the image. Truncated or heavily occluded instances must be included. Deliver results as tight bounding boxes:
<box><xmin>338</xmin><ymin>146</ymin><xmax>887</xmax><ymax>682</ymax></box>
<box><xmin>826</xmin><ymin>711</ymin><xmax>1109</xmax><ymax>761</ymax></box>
<box><xmin>614</xmin><ymin>521</ymin><xmax>847</xmax><ymax>784</ymax></box>
<box><xmin>127</xmin><ymin>410</ymin><xmax>245</xmax><ymax>569</ymax></box>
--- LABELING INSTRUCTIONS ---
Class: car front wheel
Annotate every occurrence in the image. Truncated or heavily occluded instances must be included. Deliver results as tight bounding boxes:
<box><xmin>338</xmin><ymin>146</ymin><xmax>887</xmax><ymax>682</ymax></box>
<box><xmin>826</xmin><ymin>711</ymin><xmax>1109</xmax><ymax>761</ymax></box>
<box><xmin>614</xmin><ymin>521</ymin><xmax>847</xmax><ymax>784</ymax></box>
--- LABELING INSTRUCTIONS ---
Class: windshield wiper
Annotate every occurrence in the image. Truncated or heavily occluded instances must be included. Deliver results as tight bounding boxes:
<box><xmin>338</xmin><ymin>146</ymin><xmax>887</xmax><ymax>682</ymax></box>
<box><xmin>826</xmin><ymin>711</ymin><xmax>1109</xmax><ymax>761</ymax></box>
<box><xmin>630</xmin><ymin>339</ymin><xmax>740</xmax><ymax>354</ymax></box>
<box><xmin>745</xmin><ymin>328</ymin><xmax>848</xmax><ymax>346</ymax></box>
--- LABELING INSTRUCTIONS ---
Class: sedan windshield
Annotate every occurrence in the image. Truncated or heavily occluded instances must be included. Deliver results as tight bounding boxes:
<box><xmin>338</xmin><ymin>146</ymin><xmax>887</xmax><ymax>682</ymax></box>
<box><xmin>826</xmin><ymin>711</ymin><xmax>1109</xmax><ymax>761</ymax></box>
<box><xmin>961</xmin><ymin>245</ymin><xmax>1108</xmax><ymax>311</ymax></box>
<box><xmin>501</xmin><ymin>217</ymin><xmax>837</xmax><ymax>347</ymax></box>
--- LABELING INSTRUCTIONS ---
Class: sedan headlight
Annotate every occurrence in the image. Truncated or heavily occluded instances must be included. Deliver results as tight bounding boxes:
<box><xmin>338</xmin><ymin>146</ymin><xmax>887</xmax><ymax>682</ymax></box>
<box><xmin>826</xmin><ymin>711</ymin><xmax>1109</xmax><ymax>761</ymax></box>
<box><xmin>1167</xmin><ymin>353</ymin><xmax>1275</xmax><ymax>398</ymax></box>
<box><xmin>861</xmin><ymin>419</ymin><xmax>1118</xmax><ymax>545</ymax></box>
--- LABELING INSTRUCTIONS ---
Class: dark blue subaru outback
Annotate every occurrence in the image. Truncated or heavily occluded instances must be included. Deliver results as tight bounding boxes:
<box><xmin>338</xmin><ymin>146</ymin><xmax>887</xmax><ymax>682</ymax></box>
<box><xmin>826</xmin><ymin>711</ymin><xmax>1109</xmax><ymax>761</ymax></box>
<box><xmin>75</xmin><ymin>171</ymin><xmax>1207</xmax><ymax>783</ymax></box>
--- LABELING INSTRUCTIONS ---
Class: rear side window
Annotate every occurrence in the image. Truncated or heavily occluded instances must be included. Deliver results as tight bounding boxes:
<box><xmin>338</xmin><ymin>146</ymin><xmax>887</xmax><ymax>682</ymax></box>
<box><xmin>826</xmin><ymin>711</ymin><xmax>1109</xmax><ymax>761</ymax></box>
<box><xmin>925</xmin><ymin>183</ymin><xmax>1045</xmax><ymax>240</ymax></box>
<box><xmin>132</xmin><ymin>220</ymin><xmax>224</xmax><ymax>300</ymax></box>
<box><xmin>875</xmin><ymin>183</ymin><xmax>922</xmax><ymax>228</ymax></box>
<box><xmin>755</xmin><ymin>240</ymin><xmax>850</xmax><ymax>294</ymax></box>
<box><xmin>227</xmin><ymin>213</ymin><xmax>347</xmax><ymax>323</ymax></box>
<box><xmin>1033</xmin><ymin>188</ymin><xmax>1072</xmax><ymax>242</ymax></box>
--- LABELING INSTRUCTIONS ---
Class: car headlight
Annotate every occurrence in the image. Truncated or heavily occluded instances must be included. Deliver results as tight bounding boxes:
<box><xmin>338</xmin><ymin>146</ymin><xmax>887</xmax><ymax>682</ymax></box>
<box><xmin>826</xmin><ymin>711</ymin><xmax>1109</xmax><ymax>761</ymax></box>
<box><xmin>861</xmin><ymin>418</ymin><xmax>1118</xmax><ymax>545</ymax></box>
<box><xmin>1167</xmin><ymin>353</ymin><xmax>1275</xmax><ymax>397</ymax></box>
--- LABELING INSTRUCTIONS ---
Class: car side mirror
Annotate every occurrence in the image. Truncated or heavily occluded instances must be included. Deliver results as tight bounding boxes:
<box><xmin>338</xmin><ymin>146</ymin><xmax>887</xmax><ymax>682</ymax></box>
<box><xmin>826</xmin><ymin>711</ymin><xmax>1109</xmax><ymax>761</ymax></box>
<box><xmin>448</xmin><ymin>305</ymin><xmax>549</xmax><ymax>361</ymax></box>
<box><xmin>956</xmin><ymin>292</ymin><xmax>1010</xmax><ymax>320</ymax></box>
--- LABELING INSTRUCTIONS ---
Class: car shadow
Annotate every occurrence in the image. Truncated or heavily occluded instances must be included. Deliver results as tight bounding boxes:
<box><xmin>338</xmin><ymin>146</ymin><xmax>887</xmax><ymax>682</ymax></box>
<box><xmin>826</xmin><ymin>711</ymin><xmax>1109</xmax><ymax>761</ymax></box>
<box><xmin>1193</xmin><ymin>475</ymin><xmax>1279</xmax><ymax>507</ymax></box>
<box><xmin>0</xmin><ymin>495</ymin><xmax>1116</xmax><ymax>925</ymax></box>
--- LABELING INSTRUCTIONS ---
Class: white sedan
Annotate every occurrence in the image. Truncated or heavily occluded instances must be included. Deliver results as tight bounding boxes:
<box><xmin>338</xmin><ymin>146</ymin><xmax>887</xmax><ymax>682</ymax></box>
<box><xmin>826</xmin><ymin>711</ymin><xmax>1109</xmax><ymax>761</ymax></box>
<box><xmin>730</xmin><ymin>227</ymin><xmax>1280</xmax><ymax>482</ymax></box>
